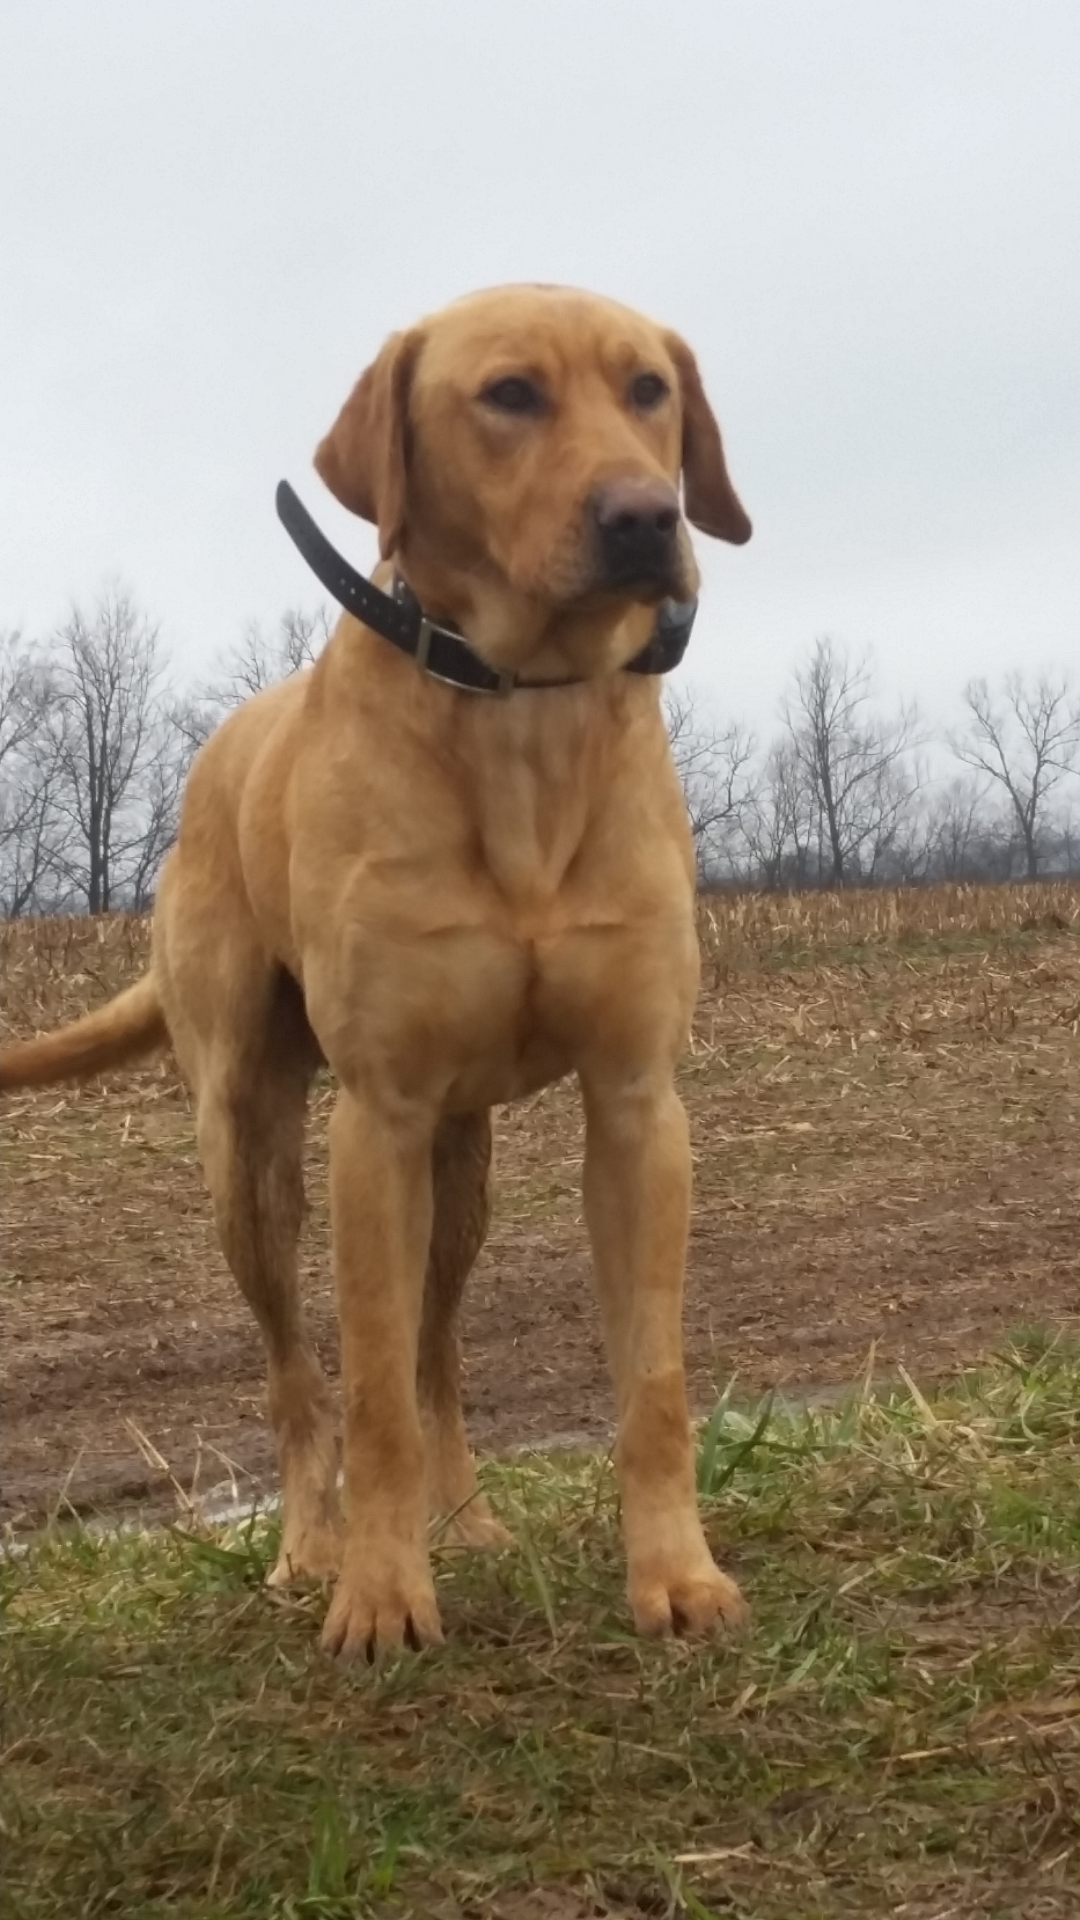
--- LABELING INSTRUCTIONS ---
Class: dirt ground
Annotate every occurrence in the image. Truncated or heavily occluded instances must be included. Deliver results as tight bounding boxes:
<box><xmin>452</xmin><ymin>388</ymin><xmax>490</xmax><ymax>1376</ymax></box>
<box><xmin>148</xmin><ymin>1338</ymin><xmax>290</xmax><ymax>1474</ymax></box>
<box><xmin>2</xmin><ymin>891</ymin><xmax>1077</xmax><ymax>1533</ymax></box>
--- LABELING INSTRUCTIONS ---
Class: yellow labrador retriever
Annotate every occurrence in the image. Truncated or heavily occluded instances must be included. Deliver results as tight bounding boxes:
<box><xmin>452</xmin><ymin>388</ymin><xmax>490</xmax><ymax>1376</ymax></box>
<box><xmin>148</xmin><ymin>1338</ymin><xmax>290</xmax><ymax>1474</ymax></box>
<box><xmin>1</xmin><ymin>285</ymin><xmax>752</xmax><ymax>1658</ymax></box>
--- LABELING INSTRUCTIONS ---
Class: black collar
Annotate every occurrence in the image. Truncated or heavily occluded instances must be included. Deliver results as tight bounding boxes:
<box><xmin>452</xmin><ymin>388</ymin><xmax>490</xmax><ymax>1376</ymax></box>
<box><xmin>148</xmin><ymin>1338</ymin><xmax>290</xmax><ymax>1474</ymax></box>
<box><xmin>276</xmin><ymin>480</ymin><xmax>696</xmax><ymax>696</ymax></box>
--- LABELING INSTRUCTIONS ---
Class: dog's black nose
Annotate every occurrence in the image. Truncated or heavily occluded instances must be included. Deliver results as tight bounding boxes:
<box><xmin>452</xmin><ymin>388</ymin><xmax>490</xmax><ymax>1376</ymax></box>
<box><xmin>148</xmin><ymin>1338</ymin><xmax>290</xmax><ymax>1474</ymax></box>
<box><xmin>592</xmin><ymin>478</ymin><xmax>681</xmax><ymax>588</ymax></box>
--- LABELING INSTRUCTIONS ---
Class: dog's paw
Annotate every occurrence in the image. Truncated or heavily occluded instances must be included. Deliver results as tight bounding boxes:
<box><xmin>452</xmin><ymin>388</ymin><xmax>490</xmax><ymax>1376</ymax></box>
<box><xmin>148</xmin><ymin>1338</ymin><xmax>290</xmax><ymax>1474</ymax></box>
<box><xmin>320</xmin><ymin>1553</ymin><xmax>444</xmax><ymax>1661</ymax></box>
<box><xmin>266</xmin><ymin>1516</ymin><xmax>342</xmax><ymax>1589</ymax></box>
<box><xmin>628</xmin><ymin>1558</ymin><xmax>748</xmax><ymax>1640</ymax></box>
<box><xmin>431</xmin><ymin>1493</ymin><xmax>513</xmax><ymax>1552</ymax></box>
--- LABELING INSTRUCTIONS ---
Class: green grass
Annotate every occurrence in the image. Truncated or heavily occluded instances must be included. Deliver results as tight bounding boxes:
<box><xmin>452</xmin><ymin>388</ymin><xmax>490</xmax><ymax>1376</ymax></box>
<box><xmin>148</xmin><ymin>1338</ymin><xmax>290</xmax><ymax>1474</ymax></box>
<box><xmin>2</xmin><ymin>1336</ymin><xmax>1078</xmax><ymax>1920</ymax></box>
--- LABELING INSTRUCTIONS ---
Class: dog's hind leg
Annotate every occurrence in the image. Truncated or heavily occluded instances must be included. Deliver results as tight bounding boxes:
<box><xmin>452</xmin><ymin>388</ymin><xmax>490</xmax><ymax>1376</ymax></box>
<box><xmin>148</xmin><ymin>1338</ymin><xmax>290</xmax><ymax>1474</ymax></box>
<box><xmin>420</xmin><ymin>1112</ymin><xmax>511</xmax><ymax>1551</ymax></box>
<box><xmin>168</xmin><ymin>944</ymin><xmax>341</xmax><ymax>1588</ymax></box>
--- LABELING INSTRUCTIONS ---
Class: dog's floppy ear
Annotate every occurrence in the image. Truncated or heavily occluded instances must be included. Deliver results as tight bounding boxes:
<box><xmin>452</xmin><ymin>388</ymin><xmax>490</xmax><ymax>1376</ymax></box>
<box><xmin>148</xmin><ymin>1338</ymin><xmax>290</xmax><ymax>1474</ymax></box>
<box><xmin>313</xmin><ymin>329</ymin><xmax>422</xmax><ymax>558</ymax></box>
<box><xmin>664</xmin><ymin>333</ymin><xmax>752</xmax><ymax>545</ymax></box>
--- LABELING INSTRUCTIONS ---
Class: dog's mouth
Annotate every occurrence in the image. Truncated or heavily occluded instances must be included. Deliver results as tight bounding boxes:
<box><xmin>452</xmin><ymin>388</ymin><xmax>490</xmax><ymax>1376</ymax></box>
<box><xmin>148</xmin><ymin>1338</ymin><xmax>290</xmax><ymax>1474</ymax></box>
<box><xmin>577</xmin><ymin>541</ymin><xmax>696</xmax><ymax>614</ymax></box>
<box><xmin>541</xmin><ymin>548</ymin><xmax>695</xmax><ymax>625</ymax></box>
<box><xmin>595</xmin><ymin>555</ymin><xmax>688</xmax><ymax>602</ymax></box>
<box><xmin>504</xmin><ymin>556</ymin><xmax>691</xmax><ymax>624</ymax></box>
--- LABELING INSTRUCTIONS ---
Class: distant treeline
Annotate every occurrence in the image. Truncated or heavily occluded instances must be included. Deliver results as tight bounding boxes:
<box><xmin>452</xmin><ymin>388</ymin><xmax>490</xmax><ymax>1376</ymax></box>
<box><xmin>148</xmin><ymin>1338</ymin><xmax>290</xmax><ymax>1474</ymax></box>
<box><xmin>2</xmin><ymin>593</ymin><xmax>1077</xmax><ymax>917</ymax></box>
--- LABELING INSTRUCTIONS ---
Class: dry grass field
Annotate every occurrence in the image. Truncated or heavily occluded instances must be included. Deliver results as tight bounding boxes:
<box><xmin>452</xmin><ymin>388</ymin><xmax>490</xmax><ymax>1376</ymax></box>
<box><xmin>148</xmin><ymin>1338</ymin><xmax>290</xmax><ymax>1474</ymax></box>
<box><xmin>1</xmin><ymin>881</ymin><xmax>1077</xmax><ymax>1534</ymax></box>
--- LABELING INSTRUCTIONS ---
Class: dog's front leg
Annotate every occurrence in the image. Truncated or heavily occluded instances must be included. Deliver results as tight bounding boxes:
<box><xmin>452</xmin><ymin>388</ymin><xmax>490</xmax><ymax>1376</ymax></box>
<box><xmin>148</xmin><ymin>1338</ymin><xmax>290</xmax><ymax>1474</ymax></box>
<box><xmin>581</xmin><ymin>1069</ymin><xmax>748</xmax><ymax>1639</ymax></box>
<box><xmin>320</xmin><ymin>1086</ymin><xmax>443</xmax><ymax>1659</ymax></box>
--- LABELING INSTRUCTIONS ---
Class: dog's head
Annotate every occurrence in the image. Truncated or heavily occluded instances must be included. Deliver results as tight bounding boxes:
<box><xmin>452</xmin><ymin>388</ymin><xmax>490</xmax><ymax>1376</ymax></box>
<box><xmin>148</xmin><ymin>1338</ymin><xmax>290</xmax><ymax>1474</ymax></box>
<box><xmin>314</xmin><ymin>285</ymin><xmax>750</xmax><ymax>672</ymax></box>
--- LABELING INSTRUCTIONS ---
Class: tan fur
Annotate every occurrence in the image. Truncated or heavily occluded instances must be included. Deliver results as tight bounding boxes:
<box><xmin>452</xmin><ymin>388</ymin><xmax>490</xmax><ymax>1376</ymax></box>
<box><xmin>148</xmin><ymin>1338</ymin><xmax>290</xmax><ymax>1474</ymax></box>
<box><xmin>1</xmin><ymin>285</ymin><xmax>751</xmax><ymax>1656</ymax></box>
<box><xmin>0</xmin><ymin>974</ymin><xmax>166</xmax><ymax>1088</ymax></box>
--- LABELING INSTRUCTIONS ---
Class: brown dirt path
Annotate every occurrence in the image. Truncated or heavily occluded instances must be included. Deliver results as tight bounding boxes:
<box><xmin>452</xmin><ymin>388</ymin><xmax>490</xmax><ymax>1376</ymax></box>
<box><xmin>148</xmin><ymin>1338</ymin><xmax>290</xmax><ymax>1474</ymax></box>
<box><xmin>2</xmin><ymin>896</ymin><xmax>1077</xmax><ymax>1531</ymax></box>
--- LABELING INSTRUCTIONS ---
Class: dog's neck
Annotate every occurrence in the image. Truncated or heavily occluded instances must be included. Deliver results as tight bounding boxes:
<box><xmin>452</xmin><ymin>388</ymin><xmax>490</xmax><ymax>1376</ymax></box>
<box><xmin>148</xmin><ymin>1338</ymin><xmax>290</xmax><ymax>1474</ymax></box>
<box><xmin>385</xmin><ymin>552</ymin><xmax>659</xmax><ymax>687</ymax></box>
<box><xmin>328</xmin><ymin>571</ymin><xmax>677</xmax><ymax>912</ymax></box>
<box><xmin>431</xmin><ymin>668</ymin><xmax>670</xmax><ymax>910</ymax></box>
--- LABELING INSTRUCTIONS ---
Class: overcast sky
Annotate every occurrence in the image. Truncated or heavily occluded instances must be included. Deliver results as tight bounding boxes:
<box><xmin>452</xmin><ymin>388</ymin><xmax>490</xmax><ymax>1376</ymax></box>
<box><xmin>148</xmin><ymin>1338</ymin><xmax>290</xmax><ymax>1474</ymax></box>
<box><xmin>2</xmin><ymin>1</ymin><xmax>1077</xmax><ymax>739</ymax></box>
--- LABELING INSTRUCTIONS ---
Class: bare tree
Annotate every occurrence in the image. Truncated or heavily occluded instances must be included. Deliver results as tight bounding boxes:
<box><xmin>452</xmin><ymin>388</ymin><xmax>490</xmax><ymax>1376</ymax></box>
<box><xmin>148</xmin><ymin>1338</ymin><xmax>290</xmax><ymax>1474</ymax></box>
<box><xmin>180</xmin><ymin>604</ymin><xmax>334</xmax><ymax>757</ymax></box>
<box><xmin>0</xmin><ymin>631</ymin><xmax>67</xmax><ymax>915</ymax></box>
<box><xmin>664</xmin><ymin>685</ymin><xmax>758</xmax><ymax>884</ymax></box>
<box><xmin>737</xmin><ymin>737</ymin><xmax>815</xmax><ymax>889</ymax></box>
<box><xmin>47</xmin><ymin>588</ymin><xmax>189</xmax><ymax>913</ymax></box>
<box><xmin>950</xmin><ymin>672</ymin><xmax>1080</xmax><ymax>879</ymax></box>
<box><xmin>123</xmin><ymin>702</ymin><xmax>194</xmax><ymax>907</ymax></box>
<box><xmin>1</xmin><ymin>631</ymin><xmax>39</xmax><ymax>768</ymax></box>
<box><xmin>205</xmin><ymin>605</ymin><xmax>332</xmax><ymax>710</ymax></box>
<box><xmin>1058</xmin><ymin>801</ymin><xmax>1080</xmax><ymax>876</ymax></box>
<box><xmin>780</xmin><ymin>637</ymin><xmax>921</xmax><ymax>886</ymax></box>
<box><xmin>169</xmin><ymin>693</ymin><xmax>219</xmax><ymax>761</ymax></box>
<box><xmin>904</xmin><ymin>775</ymin><xmax>1009</xmax><ymax>883</ymax></box>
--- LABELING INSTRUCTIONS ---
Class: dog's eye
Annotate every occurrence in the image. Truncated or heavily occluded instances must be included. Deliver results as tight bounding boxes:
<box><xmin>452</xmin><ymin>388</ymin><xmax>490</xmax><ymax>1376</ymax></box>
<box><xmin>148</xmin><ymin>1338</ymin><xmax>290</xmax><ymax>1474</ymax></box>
<box><xmin>630</xmin><ymin>372</ymin><xmax>669</xmax><ymax>411</ymax></box>
<box><xmin>480</xmin><ymin>376</ymin><xmax>545</xmax><ymax>416</ymax></box>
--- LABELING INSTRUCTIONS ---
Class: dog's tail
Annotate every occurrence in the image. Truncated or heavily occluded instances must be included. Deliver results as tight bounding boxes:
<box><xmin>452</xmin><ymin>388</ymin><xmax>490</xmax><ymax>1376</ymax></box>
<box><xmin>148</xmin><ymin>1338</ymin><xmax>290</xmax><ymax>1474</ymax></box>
<box><xmin>0</xmin><ymin>974</ymin><xmax>168</xmax><ymax>1091</ymax></box>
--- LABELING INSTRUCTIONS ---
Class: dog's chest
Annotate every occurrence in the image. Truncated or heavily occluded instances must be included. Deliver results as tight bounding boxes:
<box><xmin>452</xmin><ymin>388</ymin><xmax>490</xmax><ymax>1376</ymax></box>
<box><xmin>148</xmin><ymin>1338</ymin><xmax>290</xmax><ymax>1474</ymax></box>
<box><xmin>432</xmin><ymin>925</ymin><xmax>599</xmax><ymax>1111</ymax></box>
<box><xmin>298</xmin><ymin>689</ymin><xmax>696</xmax><ymax>1110</ymax></box>
<box><xmin>469</xmin><ymin>716</ymin><xmax>593</xmax><ymax>906</ymax></box>
<box><xmin>424</xmin><ymin>877</ymin><xmax>696</xmax><ymax>1113</ymax></box>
